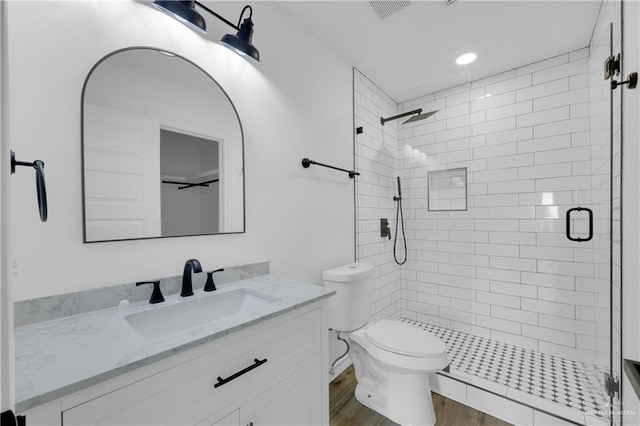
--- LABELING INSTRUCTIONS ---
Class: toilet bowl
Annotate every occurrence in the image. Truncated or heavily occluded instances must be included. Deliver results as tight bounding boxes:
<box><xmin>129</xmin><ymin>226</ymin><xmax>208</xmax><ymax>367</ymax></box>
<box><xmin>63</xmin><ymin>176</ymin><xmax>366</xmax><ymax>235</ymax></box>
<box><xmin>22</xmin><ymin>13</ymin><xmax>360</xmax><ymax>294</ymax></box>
<box><xmin>323</xmin><ymin>263</ymin><xmax>449</xmax><ymax>426</ymax></box>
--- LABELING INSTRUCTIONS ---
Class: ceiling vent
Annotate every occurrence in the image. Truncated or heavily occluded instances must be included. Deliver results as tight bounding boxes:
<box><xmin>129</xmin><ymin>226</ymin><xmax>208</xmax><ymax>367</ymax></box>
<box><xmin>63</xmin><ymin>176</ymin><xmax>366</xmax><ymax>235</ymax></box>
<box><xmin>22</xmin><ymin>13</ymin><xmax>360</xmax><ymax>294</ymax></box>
<box><xmin>369</xmin><ymin>1</ymin><xmax>412</xmax><ymax>20</ymax></box>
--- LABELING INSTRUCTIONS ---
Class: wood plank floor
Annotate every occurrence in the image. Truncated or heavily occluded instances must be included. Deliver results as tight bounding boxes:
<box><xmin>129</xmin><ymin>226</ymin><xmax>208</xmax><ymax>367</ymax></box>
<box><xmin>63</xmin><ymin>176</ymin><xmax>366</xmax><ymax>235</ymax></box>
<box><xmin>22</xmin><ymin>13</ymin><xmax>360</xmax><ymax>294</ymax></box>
<box><xmin>330</xmin><ymin>366</ymin><xmax>512</xmax><ymax>426</ymax></box>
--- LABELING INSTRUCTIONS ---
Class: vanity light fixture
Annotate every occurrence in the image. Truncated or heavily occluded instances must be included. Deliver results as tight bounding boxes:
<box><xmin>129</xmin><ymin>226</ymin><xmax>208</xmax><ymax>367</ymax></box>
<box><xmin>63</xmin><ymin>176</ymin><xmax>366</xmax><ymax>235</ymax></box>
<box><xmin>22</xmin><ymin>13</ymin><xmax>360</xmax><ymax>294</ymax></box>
<box><xmin>153</xmin><ymin>0</ymin><xmax>260</xmax><ymax>63</ymax></box>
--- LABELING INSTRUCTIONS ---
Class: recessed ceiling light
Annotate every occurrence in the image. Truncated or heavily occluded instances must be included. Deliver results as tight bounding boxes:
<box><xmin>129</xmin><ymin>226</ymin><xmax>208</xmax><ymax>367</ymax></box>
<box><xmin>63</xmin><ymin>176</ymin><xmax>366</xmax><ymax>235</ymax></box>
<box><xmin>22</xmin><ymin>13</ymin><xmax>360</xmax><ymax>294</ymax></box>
<box><xmin>456</xmin><ymin>52</ymin><xmax>477</xmax><ymax>65</ymax></box>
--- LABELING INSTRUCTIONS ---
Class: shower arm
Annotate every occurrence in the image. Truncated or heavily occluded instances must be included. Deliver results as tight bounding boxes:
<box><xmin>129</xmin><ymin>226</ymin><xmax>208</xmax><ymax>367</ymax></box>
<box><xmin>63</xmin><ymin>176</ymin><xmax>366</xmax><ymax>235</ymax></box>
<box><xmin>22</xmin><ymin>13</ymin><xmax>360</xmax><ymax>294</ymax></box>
<box><xmin>380</xmin><ymin>108</ymin><xmax>422</xmax><ymax>126</ymax></box>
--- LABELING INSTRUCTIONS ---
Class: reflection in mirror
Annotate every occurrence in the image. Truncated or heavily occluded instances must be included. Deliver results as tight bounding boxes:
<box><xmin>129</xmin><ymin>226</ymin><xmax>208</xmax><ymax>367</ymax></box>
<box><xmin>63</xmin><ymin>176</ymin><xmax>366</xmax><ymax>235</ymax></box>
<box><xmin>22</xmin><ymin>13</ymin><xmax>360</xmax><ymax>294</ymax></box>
<box><xmin>82</xmin><ymin>48</ymin><xmax>244</xmax><ymax>242</ymax></box>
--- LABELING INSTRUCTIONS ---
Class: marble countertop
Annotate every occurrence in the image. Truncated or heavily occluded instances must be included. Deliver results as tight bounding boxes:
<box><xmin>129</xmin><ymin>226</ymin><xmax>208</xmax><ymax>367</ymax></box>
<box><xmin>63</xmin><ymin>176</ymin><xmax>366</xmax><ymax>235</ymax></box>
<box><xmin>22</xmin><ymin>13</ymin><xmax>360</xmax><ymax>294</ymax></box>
<box><xmin>14</xmin><ymin>275</ymin><xmax>334</xmax><ymax>413</ymax></box>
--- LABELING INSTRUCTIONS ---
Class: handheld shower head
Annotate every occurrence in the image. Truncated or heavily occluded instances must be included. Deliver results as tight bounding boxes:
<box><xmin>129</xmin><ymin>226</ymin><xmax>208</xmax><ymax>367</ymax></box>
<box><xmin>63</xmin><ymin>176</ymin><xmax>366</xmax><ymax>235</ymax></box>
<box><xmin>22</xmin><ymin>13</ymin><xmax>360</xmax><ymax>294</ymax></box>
<box><xmin>396</xmin><ymin>176</ymin><xmax>402</xmax><ymax>199</ymax></box>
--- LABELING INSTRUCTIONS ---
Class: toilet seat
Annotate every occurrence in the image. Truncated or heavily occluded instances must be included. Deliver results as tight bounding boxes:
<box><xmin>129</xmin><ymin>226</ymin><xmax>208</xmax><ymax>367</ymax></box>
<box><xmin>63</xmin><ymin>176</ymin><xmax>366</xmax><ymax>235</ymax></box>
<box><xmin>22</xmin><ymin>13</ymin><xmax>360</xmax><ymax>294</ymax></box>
<box><xmin>350</xmin><ymin>320</ymin><xmax>449</xmax><ymax>373</ymax></box>
<box><xmin>364</xmin><ymin>319</ymin><xmax>447</xmax><ymax>358</ymax></box>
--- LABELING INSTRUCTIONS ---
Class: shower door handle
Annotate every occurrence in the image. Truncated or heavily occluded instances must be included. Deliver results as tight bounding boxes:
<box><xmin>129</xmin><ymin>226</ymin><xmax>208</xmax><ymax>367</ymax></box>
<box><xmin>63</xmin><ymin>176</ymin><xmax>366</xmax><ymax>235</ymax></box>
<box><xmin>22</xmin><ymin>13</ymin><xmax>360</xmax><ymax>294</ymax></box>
<box><xmin>566</xmin><ymin>207</ymin><xmax>593</xmax><ymax>242</ymax></box>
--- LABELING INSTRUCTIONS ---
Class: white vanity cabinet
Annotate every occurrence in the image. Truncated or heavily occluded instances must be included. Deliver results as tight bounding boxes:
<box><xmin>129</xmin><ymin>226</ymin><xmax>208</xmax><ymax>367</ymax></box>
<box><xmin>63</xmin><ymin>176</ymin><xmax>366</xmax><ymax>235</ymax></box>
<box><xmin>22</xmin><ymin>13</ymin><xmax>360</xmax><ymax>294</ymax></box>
<box><xmin>22</xmin><ymin>302</ymin><xmax>328</xmax><ymax>426</ymax></box>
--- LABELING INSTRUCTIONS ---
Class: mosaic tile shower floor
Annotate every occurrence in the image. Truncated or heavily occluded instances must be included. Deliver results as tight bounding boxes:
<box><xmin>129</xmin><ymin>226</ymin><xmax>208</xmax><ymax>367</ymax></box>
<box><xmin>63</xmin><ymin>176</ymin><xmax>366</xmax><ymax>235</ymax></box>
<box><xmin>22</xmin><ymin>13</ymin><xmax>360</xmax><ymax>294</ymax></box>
<box><xmin>402</xmin><ymin>319</ymin><xmax>610</xmax><ymax>418</ymax></box>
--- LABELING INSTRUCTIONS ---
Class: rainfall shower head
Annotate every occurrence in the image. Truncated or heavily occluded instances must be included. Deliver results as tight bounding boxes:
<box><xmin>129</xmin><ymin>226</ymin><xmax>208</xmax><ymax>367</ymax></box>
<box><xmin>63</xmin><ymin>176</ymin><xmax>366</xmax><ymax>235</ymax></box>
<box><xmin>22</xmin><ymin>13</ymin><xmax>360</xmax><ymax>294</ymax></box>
<box><xmin>403</xmin><ymin>110</ymin><xmax>437</xmax><ymax>124</ymax></box>
<box><xmin>380</xmin><ymin>108</ymin><xmax>438</xmax><ymax>125</ymax></box>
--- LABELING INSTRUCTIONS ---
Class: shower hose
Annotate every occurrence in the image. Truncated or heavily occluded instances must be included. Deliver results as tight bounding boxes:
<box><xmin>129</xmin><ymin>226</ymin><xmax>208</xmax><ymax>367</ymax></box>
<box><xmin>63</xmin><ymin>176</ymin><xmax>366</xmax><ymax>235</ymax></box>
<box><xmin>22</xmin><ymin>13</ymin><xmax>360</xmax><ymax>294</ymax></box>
<box><xmin>394</xmin><ymin>194</ymin><xmax>407</xmax><ymax>265</ymax></box>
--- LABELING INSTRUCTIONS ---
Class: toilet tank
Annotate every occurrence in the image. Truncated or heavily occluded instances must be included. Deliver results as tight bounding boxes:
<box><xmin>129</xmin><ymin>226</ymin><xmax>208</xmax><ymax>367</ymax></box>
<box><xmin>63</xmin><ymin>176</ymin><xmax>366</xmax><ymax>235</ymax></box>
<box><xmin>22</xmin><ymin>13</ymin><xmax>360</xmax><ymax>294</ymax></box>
<box><xmin>323</xmin><ymin>263</ymin><xmax>374</xmax><ymax>332</ymax></box>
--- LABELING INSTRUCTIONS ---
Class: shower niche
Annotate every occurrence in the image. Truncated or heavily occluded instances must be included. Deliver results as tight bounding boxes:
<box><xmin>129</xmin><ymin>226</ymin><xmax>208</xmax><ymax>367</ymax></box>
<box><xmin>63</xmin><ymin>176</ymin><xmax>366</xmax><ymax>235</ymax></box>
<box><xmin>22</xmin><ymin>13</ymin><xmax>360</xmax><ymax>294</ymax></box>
<box><xmin>427</xmin><ymin>167</ymin><xmax>467</xmax><ymax>211</ymax></box>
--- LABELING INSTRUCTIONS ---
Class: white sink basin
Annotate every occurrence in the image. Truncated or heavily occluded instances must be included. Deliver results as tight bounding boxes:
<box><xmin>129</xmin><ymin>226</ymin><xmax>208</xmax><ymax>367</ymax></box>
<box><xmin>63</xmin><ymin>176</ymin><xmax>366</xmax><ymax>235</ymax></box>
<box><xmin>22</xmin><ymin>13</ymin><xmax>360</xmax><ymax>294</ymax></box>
<box><xmin>125</xmin><ymin>289</ymin><xmax>275</xmax><ymax>339</ymax></box>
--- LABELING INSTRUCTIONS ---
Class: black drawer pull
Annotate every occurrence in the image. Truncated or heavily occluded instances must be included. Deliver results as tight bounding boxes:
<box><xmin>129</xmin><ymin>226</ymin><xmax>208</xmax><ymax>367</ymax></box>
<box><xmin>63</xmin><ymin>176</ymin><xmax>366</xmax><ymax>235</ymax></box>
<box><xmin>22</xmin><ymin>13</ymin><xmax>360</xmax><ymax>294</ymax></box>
<box><xmin>214</xmin><ymin>358</ymin><xmax>267</xmax><ymax>388</ymax></box>
<box><xmin>566</xmin><ymin>207</ymin><xmax>593</xmax><ymax>242</ymax></box>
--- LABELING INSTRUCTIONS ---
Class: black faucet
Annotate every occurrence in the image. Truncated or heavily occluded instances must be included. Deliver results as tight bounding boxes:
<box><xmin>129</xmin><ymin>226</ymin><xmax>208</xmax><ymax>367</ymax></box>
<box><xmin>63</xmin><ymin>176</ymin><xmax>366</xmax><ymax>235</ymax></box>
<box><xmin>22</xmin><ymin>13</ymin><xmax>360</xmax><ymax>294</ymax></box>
<box><xmin>181</xmin><ymin>259</ymin><xmax>202</xmax><ymax>297</ymax></box>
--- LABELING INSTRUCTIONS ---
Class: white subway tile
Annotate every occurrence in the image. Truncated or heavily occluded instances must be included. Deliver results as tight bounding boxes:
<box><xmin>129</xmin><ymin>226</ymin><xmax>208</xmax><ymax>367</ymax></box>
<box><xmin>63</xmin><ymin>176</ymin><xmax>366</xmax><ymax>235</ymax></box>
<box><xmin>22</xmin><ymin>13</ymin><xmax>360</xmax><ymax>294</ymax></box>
<box><xmin>486</xmin><ymin>127</ymin><xmax>534</xmax><ymax>146</ymax></box>
<box><xmin>538</xmin><ymin>287</ymin><xmax>595</xmax><ymax>307</ymax></box>
<box><xmin>446</xmin><ymin>91</ymin><xmax>470</xmax><ymax>107</ymax></box>
<box><xmin>522</xmin><ymin>324</ymin><xmax>576</xmax><ymax>347</ymax></box>
<box><xmin>519</xmin><ymin>219</ymin><xmax>565</xmax><ymax>233</ymax></box>
<box><xmin>517</xmin><ymin>106</ymin><xmax>570</xmax><ymax>128</ymax></box>
<box><xmin>472</xmin><ymin>117</ymin><xmax>516</xmax><ymax>136</ymax></box>
<box><xmin>487</xmin><ymin>206</ymin><xmax>536</xmax><ymax>219</ymax></box>
<box><xmin>519</xmin><ymin>191</ymin><xmax>573</xmax><ymax>206</ymax></box>
<box><xmin>412</xmin><ymin>119</ymin><xmax>447</xmax><ymax>137</ymax></box>
<box><xmin>516</xmin><ymin>79</ymin><xmax>569</xmax><ymax>102</ymax></box>
<box><xmin>437</xmin><ymin>102</ymin><xmax>471</xmax><ymax>120</ymax></box>
<box><xmin>491</xmin><ymin>305</ymin><xmax>538</xmax><ymax>325</ymax></box>
<box><xmin>533</xmin><ymin>117</ymin><xmax>590</xmax><ymax>138</ymax></box>
<box><xmin>474</xmin><ymin>219</ymin><xmax>520</xmax><ymax>232</ymax></box>
<box><xmin>570</xmin><ymin>102</ymin><xmax>589</xmax><ymax>118</ymax></box>
<box><xmin>490</xmin><ymin>256</ymin><xmax>537</xmax><ymax>272</ymax></box>
<box><xmin>532</xmin><ymin>58</ymin><xmax>587</xmax><ymax>85</ymax></box>
<box><xmin>534</xmin><ymin>146</ymin><xmax>591</xmax><ymax>165</ymax></box>
<box><xmin>570</xmin><ymin>74</ymin><xmax>589</xmax><ymax>90</ymax></box>
<box><xmin>535</xmin><ymin>176</ymin><xmax>592</xmax><ymax>192</ymax></box>
<box><xmin>439</xmin><ymin>285</ymin><xmax>472</xmax><ymax>302</ymax></box>
<box><xmin>538</xmin><ymin>259</ymin><xmax>594</xmax><ymax>277</ymax></box>
<box><xmin>520</xmin><ymin>245</ymin><xmax>574</xmax><ymax>262</ymax></box>
<box><xmin>518</xmin><ymin>163</ymin><xmax>572</xmax><ymax>179</ymax></box>
<box><xmin>521</xmin><ymin>298</ymin><xmax>575</xmax><ymax>319</ymax></box>
<box><xmin>472</xmin><ymin>69</ymin><xmax>516</xmax><ymax>89</ymax></box>
<box><xmin>477</xmin><ymin>315</ymin><xmax>521</xmax><ymax>334</ymax></box>
<box><xmin>516</xmin><ymin>54</ymin><xmax>568</xmax><ymax>76</ymax></box>
<box><xmin>435</xmin><ymin>83</ymin><xmax>469</xmax><ymax>99</ymax></box>
<box><xmin>487</xmin><ymin>180</ymin><xmax>535</xmax><ymax>194</ymax></box>
<box><xmin>517</xmin><ymin>134</ymin><xmax>571</xmax><ymax>154</ymax></box>
<box><xmin>486</xmin><ymin>101</ymin><xmax>533</xmax><ymax>121</ymax></box>
<box><xmin>473</xmin><ymin>142</ymin><xmax>518</xmax><ymax>159</ymax></box>
<box><xmin>416</xmin><ymin>292</ymin><xmax>451</xmax><ymax>308</ymax></box>
<box><xmin>476</xmin><ymin>267</ymin><xmax>521</xmax><ymax>283</ymax></box>
<box><xmin>439</xmin><ymin>307</ymin><xmax>472</xmax><ymax>323</ymax></box>
<box><xmin>534</xmin><ymin>88</ymin><xmax>589</xmax><ymax>112</ymax></box>
<box><xmin>471</xmin><ymin>91</ymin><xmax>516</xmax><ymax>112</ymax></box>
<box><xmin>435</xmin><ymin>126</ymin><xmax>470</xmax><ymax>143</ymax></box>
<box><xmin>490</xmin><ymin>280</ymin><xmax>537</xmax><ymax>297</ymax></box>
<box><xmin>439</xmin><ymin>263</ymin><xmax>475</xmax><ymax>278</ymax></box>
<box><xmin>473</xmin><ymin>168</ymin><xmax>518</xmax><ymax>183</ymax></box>
<box><xmin>476</xmin><ymin>243</ymin><xmax>520</xmax><ymax>257</ymax></box>
<box><xmin>539</xmin><ymin>314</ymin><xmax>595</xmax><ymax>335</ymax></box>
<box><xmin>489</xmin><ymin>231</ymin><xmax>536</xmax><ymax>245</ymax></box>
<box><xmin>471</xmin><ymin>278</ymin><xmax>490</xmax><ymax>291</ymax></box>
<box><xmin>406</xmin><ymin>300</ymin><xmax>439</xmax><ymax>317</ymax></box>
<box><xmin>472</xmin><ymin>193</ymin><xmax>519</xmax><ymax>207</ymax></box>
<box><xmin>447</xmin><ymin>114</ymin><xmax>470</xmax><ymax>130</ymax></box>
<box><xmin>486</xmin><ymin>74</ymin><xmax>532</xmax><ymax>96</ymax></box>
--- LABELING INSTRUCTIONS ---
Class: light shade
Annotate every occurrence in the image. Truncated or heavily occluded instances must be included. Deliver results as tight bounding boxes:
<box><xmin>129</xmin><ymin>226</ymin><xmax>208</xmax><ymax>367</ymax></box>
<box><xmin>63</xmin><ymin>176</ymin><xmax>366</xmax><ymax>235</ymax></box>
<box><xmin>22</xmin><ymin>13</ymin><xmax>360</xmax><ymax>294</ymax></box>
<box><xmin>153</xmin><ymin>0</ymin><xmax>206</xmax><ymax>33</ymax></box>
<box><xmin>219</xmin><ymin>18</ymin><xmax>260</xmax><ymax>63</ymax></box>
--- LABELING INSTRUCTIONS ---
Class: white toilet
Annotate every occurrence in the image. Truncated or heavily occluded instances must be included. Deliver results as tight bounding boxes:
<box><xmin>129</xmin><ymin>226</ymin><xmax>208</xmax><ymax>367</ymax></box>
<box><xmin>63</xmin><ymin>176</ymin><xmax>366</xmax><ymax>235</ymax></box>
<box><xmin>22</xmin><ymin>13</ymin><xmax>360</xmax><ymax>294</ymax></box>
<box><xmin>323</xmin><ymin>262</ymin><xmax>449</xmax><ymax>426</ymax></box>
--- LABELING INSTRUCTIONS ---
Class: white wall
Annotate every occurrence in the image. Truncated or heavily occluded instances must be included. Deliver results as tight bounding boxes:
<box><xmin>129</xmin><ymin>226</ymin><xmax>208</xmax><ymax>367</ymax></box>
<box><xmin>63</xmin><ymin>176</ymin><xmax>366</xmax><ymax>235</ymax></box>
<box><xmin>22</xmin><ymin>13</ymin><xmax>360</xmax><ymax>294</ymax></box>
<box><xmin>7</xmin><ymin>0</ymin><xmax>355</xmax><ymax>300</ymax></box>
<box><xmin>353</xmin><ymin>70</ymin><xmax>402</xmax><ymax>323</ymax></box>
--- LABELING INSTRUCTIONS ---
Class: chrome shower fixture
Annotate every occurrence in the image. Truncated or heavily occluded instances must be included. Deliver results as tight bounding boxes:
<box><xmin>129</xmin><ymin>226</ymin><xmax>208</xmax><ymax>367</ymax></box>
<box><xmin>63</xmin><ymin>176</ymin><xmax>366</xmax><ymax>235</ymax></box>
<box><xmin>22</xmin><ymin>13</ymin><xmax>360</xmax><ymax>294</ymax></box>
<box><xmin>380</xmin><ymin>108</ymin><xmax>438</xmax><ymax>125</ymax></box>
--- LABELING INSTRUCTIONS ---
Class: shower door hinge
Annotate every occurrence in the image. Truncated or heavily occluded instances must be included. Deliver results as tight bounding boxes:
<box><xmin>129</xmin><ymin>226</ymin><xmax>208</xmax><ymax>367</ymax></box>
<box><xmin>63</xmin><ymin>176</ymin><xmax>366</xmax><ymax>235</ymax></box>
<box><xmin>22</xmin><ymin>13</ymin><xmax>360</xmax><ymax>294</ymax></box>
<box><xmin>604</xmin><ymin>54</ymin><xmax>621</xmax><ymax>80</ymax></box>
<box><xmin>605</xmin><ymin>372</ymin><xmax>620</xmax><ymax>398</ymax></box>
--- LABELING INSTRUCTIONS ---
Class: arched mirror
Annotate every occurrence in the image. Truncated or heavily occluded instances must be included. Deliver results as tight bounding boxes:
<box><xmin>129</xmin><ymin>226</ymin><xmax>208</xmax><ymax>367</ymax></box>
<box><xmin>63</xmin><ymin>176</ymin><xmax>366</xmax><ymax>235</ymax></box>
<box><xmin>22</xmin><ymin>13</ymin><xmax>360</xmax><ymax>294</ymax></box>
<box><xmin>81</xmin><ymin>47</ymin><xmax>245</xmax><ymax>242</ymax></box>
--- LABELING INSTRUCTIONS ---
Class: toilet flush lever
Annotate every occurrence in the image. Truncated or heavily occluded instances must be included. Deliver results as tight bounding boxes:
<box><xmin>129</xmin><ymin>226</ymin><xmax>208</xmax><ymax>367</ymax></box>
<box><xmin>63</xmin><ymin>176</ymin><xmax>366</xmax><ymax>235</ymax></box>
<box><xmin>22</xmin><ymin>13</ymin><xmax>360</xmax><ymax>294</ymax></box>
<box><xmin>380</xmin><ymin>218</ymin><xmax>391</xmax><ymax>240</ymax></box>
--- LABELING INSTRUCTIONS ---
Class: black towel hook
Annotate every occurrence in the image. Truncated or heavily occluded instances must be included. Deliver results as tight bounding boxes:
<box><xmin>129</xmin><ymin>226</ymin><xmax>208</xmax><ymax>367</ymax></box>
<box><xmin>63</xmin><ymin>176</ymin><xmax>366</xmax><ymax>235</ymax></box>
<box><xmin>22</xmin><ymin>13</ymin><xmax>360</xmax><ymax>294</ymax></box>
<box><xmin>10</xmin><ymin>150</ymin><xmax>48</xmax><ymax>222</ymax></box>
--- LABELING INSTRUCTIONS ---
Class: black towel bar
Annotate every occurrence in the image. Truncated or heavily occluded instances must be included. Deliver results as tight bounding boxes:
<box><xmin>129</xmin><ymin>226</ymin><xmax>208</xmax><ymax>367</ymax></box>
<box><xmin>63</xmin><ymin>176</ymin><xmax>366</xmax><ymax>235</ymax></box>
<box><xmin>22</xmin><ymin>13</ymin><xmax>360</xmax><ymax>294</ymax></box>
<box><xmin>301</xmin><ymin>158</ymin><xmax>359</xmax><ymax>179</ymax></box>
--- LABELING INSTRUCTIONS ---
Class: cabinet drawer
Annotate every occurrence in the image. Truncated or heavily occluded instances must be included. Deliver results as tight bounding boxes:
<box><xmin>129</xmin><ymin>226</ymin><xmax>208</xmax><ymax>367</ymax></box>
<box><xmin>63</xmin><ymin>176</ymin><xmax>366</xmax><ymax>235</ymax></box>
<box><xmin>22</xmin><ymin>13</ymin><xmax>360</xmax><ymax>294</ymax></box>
<box><xmin>63</xmin><ymin>308</ymin><xmax>321</xmax><ymax>425</ymax></box>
